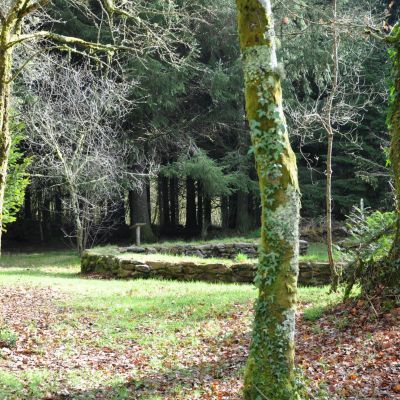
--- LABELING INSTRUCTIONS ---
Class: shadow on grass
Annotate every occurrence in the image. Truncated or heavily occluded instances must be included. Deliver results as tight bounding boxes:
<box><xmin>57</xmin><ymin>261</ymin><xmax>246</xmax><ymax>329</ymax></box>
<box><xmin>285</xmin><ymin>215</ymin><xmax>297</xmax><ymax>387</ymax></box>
<box><xmin>0</xmin><ymin>268</ymin><xmax>79</xmax><ymax>279</ymax></box>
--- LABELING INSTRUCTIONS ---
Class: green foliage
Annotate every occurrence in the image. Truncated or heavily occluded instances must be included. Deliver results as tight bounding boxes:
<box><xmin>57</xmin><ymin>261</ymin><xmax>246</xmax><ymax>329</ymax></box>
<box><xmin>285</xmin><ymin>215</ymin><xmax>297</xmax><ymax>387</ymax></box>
<box><xmin>342</xmin><ymin>205</ymin><xmax>396</xmax><ymax>296</ymax></box>
<box><xmin>234</xmin><ymin>252</ymin><xmax>249</xmax><ymax>262</ymax></box>
<box><xmin>345</xmin><ymin>206</ymin><xmax>395</xmax><ymax>262</ymax></box>
<box><xmin>161</xmin><ymin>150</ymin><xmax>236</xmax><ymax>197</ymax></box>
<box><xmin>2</xmin><ymin>124</ymin><xmax>30</xmax><ymax>231</ymax></box>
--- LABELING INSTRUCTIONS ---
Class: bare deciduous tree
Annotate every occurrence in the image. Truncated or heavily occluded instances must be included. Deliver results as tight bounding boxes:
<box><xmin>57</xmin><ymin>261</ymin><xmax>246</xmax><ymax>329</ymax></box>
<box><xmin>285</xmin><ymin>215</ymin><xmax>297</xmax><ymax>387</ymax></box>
<box><xmin>280</xmin><ymin>0</ymin><xmax>384</xmax><ymax>291</ymax></box>
<box><xmin>22</xmin><ymin>57</ymin><xmax>143</xmax><ymax>254</ymax></box>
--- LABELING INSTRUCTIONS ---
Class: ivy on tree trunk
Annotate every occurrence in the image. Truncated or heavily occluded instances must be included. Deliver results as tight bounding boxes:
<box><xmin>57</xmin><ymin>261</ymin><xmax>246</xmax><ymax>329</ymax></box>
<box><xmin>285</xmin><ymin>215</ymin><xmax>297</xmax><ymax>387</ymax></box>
<box><xmin>235</xmin><ymin>0</ymin><xmax>301</xmax><ymax>398</ymax></box>
<box><xmin>386</xmin><ymin>24</ymin><xmax>400</xmax><ymax>289</ymax></box>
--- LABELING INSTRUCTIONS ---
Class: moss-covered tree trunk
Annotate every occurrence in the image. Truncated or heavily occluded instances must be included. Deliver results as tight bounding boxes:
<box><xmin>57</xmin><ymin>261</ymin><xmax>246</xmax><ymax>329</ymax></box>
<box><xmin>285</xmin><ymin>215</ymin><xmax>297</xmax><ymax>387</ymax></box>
<box><xmin>236</xmin><ymin>1</ymin><xmax>301</xmax><ymax>399</ymax></box>
<box><xmin>388</xmin><ymin>26</ymin><xmax>400</xmax><ymax>284</ymax></box>
<box><xmin>0</xmin><ymin>26</ymin><xmax>13</xmax><ymax>255</ymax></box>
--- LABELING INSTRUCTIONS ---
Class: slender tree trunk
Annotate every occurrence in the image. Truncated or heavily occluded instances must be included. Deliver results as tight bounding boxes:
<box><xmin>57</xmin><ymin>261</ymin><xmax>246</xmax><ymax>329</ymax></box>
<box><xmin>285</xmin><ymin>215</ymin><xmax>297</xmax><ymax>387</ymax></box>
<box><xmin>326</xmin><ymin>0</ymin><xmax>340</xmax><ymax>292</ymax></box>
<box><xmin>185</xmin><ymin>177</ymin><xmax>197</xmax><ymax>230</ymax></box>
<box><xmin>0</xmin><ymin>34</ymin><xmax>13</xmax><ymax>256</ymax></box>
<box><xmin>236</xmin><ymin>1</ymin><xmax>301</xmax><ymax>398</ymax></box>
<box><xmin>70</xmin><ymin>190</ymin><xmax>84</xmax><ymax>255</ymax></box>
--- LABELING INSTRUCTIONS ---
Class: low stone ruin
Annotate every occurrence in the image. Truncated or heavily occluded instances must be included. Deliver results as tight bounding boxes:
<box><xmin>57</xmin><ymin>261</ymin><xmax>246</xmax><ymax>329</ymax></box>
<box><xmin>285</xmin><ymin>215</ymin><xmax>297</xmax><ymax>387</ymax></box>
<box><xmin>119</xmin><ymin>240</ymin><xmax>309</xmax><ymax>259</ymax></box>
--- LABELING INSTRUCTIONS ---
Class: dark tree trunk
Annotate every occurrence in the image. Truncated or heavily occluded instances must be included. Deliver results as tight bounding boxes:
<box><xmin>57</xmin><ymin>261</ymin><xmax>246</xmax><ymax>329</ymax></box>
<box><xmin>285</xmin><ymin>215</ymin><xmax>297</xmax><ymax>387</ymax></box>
<box><xmin>197</xmin><ymin>182</ymin><xmax>203</xmax><ymax>232</ymax></box>
<box><xmin>161</xmin><ymin>176</ymin><xmax>170</xmax><ymax>227</ymax></box>
<box><xmin>129</xmin><ymin>181</ymin><xmax>155</xmax><ymax>243</ymax></box>
<box><xmin>236</xmin><ymin>190</ymin><xmax>251</xmax><ymax>233</ymax></box>
<box><xmin>221</xmin><ymin>196</ymin><xmax>230</xmax><ymax>231</ymax></box>
<box><xmin>204</xmin><ymin>196</ymin><xmax>212</xmax><ymax>227</ymax></box>
<box><xmin>42</xmin><ymin>197</ymin><xmax>52</xmax><ymax>240</ymax></box>
<box><xmin>24</xmin><ymin>186</ymin><xmax>32</xmax><ymax>220</ymax></box>
<box><xmin>170</xmin><ymin>177</ymin><xmax>179</xmax><ymax>227</ymax></box>
<box><xmin>228</xmin><ymin>194</ymin><xmax>237</xmax><ymax>229</ymax></box>
<box><xmin>185</xmin><ymin>177</ymin><xmax>197</xmax><ymax>230</ymax></box>
<box><xmin>55</xmin><ymin>188</ymin><xmax>63</xmax><ymax>227</ymax></box>
<box><xmin>202</xmin><ymin>195</ymin><xmax>212</xmax><ymax>239</ymax></box>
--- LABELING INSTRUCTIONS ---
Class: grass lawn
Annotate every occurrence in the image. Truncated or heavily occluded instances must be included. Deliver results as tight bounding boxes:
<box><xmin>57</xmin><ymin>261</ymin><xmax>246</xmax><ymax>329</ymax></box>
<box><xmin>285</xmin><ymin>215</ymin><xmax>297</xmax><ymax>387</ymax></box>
<box><xmin>0</xmin><ymin>251</ymin><xmax>341</xmax><ymax>399</ymax></box>
<box><xmin>0</xmin><ymin>251</ymin><xmax>397</xmax><ymax>399</ymax></box>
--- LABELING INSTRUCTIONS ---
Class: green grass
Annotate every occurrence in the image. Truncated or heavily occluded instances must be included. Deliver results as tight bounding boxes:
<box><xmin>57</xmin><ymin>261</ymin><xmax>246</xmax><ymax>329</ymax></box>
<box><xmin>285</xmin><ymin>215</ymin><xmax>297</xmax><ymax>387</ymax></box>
<box><xmin>299</xmin><ymin>242</ymin><xmax>343</xmax><ymax>263</ymax></box>
<box><xmin>0</xmin><ymin>250</ymin><xmax>339</xmax><ymax>399</ymax></box>
<box><xmin>93</xmin><ymin>240</ymin><xmax>343</xmax><ymax>264</ymax></box>
<box><xmin>89</xmin><ymin>248</ymin><xmax>246</xmax><ymax>266</ymax></box>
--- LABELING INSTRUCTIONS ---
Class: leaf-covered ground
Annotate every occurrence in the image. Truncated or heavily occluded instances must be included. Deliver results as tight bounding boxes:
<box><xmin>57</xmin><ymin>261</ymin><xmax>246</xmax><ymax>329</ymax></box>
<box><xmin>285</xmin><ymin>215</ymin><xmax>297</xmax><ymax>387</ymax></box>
<box><xmin>0</xmin><ymin>251</ymin><xmax>398</xmax><ymax>399</ymax></box>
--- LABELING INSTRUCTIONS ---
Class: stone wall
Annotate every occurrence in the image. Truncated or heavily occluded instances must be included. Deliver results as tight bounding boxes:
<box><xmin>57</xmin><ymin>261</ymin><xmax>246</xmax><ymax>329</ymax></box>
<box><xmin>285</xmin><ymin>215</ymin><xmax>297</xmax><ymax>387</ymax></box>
<box><xmin>81</xmin><ymin>251</ymin><xmax>334</xmax><ymax>286</ymax></box>
<box><xmin>119</xmin><ymin>240</ymin><xmax>309</xmax><ymax>259</ymax></box>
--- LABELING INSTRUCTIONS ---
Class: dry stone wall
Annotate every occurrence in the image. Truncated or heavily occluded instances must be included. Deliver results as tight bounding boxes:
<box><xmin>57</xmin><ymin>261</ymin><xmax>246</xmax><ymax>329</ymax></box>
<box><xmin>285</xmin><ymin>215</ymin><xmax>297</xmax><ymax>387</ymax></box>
<box><xmin>81</xmin><ymin>251</ymin><xmax>334</xmax><ymax>286</ymax></box>
<box><xmin>119</xmin><ymin>240</ymin><xmax>309</xmax><ymax>259</ymax></box>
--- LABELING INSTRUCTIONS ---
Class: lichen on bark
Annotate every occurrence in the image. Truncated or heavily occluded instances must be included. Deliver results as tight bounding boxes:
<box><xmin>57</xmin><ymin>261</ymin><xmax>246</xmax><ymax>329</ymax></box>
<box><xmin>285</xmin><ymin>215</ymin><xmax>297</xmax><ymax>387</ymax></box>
<box><xmin>236</xmin><ymin>0</ymin><xmax>301</xmax><ymax>398</ymax></box>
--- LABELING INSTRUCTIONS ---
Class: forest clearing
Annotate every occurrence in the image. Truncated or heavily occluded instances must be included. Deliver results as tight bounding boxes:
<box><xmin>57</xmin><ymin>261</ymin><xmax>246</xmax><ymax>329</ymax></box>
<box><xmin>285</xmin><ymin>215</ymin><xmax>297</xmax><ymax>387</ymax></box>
<box><xmin>0</xmin><ymin>0</ymin><xmax>400</xmax><ymax>399</ymax></box>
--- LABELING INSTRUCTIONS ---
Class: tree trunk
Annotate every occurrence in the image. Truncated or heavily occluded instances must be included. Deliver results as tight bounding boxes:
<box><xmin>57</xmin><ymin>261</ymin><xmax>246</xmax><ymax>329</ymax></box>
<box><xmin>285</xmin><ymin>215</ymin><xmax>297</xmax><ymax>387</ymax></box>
<box><xmin>228</xmin><ymin>194</ymin><xmax>237</xmax><ymax>229</ymax></box>
<box><xmin>221</xmin><ymin>196</ymin><xmax>230</xmax><ymax>231</ymax></box>
<box><xmin>24</xmin><ymin>187</ymin><xmax>32</xmax><ymax>220</ymax></box>
<box><xmin>55</xmin><ymin>188</ymin><xmax>63</xmax><ymax>227</ymax></box>
<box><xmin>70</xmin><ymin>190</ymin><xmax>84</xmax><ymax>255</ymax></box>
<box><xmin>236</xmin><ymin>190</ymin><xmax>251</xmax><ymax>233</ymax></box>
<box><xmin>159</xmin><ymin>176</ymin><xmax>170</xmax><ymax>228</ymax></box>
<box><xmin>388</xmin><ymin>26</ymin><xmax>400</xmax><ymax>270</ymax></box>
<box><xmin>202</xmin><ymin>195</ymin><xmax>211</xmax><ymax>239</ymax></box>
<box><xmin>170</xmin><ymin>177</ymin><xmax>179</xmax><ymax>227</ymax></box>
<box><xmin>197</xmin><ymin>181</ymin><xmax>203</xmax><ymax>232</ymax></box>
<box><xmin>0</xmin><ymin>38</ymin><xmax>13</xmax><ymax>255</ymax></box>
<box><xmin>129</xmin><ymin>182</ymin><xmax>155</xmax><ymax>243</ymax></box>
<box><xmin>326</xmin><ymin>0</ymin><xmax>340</xmax><ymax>292</ymax></box>
<box><xmin>185</xmin><ymin>177</ymin><xmax>197</xmax><ymax>230</ymax></box>
<box><xmin>236</xmin><ymin>1</ymin><xmax>301</xmax><ymax>399</ymax></box>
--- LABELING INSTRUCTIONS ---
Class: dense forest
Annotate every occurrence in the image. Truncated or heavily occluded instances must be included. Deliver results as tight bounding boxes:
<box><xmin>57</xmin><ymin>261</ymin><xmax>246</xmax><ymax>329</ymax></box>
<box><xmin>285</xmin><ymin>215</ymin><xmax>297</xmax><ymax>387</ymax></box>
<box><xmin>2</xmin><ymin>0</ymin><xmax>393</xmax><ymax>252</ymax></box>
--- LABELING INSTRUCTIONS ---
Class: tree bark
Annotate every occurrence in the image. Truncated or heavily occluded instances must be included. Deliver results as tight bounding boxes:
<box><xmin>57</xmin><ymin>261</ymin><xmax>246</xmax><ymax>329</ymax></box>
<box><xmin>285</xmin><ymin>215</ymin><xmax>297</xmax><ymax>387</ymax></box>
<box><xmin>0</xmin><ymin>31</ymin><xmax>13</xmax><ymax>255</ymax></box>
<box><xmin>388</xmin><ymin>25</ymin><xmax>400</xmax><ymax>269</ymax></box>
<box><xmin>236</xmin><ymin>1</ymin><xmax>301</xmax><ymax>398</ymax></box>
<box><xmin>326</xmin><ymin>0</ymin><xmax>340</xmax><ymax>292</ymax></box>
<box><xmin>185</xmin><ymin>177</ymin><xmax>197</xmax><ymax>230</ymax></box>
